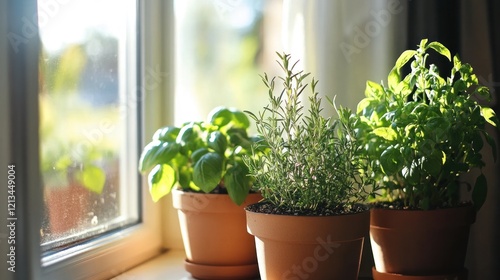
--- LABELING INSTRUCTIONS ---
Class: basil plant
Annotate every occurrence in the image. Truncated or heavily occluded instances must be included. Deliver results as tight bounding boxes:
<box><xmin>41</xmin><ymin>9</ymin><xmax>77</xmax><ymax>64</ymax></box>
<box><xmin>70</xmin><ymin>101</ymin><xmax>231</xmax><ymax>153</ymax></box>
<box><xmin>347</xmin><ymin>39</ymin><xmax>499</xmax><ymax>210</ymax></box>
<box><xmin>138</xmin><ymin>107</ymin><xmax>261</xmax><ymax>205</ymax></box>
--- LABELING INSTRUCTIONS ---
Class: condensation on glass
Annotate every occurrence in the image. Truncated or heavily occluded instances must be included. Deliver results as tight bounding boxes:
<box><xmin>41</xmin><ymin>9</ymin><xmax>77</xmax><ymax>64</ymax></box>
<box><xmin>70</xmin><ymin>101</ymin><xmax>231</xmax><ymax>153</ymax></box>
<box><xmin>38</xmin><ymin>0</ymin><xmax>139</xmax><ymax>250</ymax></box>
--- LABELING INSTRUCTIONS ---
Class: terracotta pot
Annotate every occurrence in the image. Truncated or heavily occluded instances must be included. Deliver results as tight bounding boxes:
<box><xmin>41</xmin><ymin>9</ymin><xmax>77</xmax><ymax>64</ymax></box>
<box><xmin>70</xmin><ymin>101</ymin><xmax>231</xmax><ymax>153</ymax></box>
<box><xmin>246</xmin><ymin>205</ymin><xmax>370</xmax><ymax>280</ymax></box>
<box><xmin>172</xmin><ymin>189</ymin><xmax>261</xmax><ymax>280</ymax></box>
<box><xmin>370</xmin><ymin>205</ymin><xmax>475</xmax><ymax>280</ymax></box>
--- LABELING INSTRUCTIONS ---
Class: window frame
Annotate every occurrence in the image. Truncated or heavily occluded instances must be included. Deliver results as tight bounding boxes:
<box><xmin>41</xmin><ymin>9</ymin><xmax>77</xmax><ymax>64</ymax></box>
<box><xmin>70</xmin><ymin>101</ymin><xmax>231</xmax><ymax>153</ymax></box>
<box><xmin>0</xmin><ymin>1</ymin><xmax>174</xmax><ymax>279</ymax></box>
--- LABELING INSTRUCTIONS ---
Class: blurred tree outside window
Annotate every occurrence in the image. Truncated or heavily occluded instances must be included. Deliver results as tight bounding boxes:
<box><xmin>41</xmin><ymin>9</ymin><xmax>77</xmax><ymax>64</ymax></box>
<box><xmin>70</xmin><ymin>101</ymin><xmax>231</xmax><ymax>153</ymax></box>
<box><xmin>174</xmin><ymin>0</ymin><xmax>283</xmax><ymax>130</ymax></box>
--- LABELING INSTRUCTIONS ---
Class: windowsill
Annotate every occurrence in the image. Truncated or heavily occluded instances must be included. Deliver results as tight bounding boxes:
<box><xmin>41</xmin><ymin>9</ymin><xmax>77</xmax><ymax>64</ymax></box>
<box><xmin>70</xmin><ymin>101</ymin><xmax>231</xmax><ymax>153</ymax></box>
<box><xmin>112</xmin><ymin>249</ymin><xmax>195</xmax><ymax>280</ymax></box>
<box><xmin>114</xmin><ymin>249</ymin><xmax>374</xmax><ymax>280</ymax></box>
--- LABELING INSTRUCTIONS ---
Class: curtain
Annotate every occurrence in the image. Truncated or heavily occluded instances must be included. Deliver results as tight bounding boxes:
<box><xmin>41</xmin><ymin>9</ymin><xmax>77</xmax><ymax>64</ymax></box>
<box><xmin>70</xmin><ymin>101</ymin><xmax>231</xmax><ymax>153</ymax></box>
<box><xmin>461</xmin><ymin>1</ymin><xmax>500</xmax><ymax>279</ymax></box>
<box><xmin>282</xmin><ymin>0</ymin><xmax>408</xmax><ymax>116</ymax></box>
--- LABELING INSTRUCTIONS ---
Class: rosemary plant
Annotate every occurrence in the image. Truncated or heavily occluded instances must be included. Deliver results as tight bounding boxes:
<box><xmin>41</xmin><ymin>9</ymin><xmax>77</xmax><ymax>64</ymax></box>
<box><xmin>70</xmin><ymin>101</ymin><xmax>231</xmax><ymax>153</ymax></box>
<box><xmin>245</xmin><ymin>53</ymin><xmax>372</xmax><ymax>215</ymax></box>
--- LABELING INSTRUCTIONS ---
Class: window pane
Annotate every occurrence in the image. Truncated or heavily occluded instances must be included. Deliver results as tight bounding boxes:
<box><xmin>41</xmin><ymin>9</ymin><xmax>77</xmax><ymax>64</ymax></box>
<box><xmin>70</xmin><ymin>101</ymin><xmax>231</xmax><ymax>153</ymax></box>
<box><xmin>174</xmin><ymin>0</ymin><xmax>283</xmax><ymax>126</ymax></box>
<box><xmin>38</xmin><ymin>0</ymin><xmax>139</xmax><ymax>251</ymax></box>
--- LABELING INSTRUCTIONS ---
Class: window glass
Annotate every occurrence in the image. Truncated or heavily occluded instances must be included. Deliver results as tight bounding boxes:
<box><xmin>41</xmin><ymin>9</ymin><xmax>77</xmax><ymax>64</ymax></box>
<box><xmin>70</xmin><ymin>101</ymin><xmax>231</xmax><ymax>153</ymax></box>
<box><xmin>174</xmin><ymin>0</ymin><xmax>283</xmax><ymax>127</ymax></box>
<box><xmin>38</xmin><ymin>0</ymin><xmax>139</xmax><ymax>251</ymax></box>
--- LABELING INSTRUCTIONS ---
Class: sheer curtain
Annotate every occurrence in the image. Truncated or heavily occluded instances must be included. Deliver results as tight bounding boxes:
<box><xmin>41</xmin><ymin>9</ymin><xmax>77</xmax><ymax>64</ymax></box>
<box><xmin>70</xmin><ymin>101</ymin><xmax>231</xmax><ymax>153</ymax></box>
<box><xmin>282</xmin><ymin>0</ymin><xmax>407</xmax><ymax>115</ymax></box>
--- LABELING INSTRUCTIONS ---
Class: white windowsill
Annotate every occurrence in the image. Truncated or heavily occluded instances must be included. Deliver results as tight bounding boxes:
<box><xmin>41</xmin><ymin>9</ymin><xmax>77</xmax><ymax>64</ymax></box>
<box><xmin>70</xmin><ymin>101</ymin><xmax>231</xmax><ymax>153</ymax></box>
<box><xmin>112</xmin><ymin>249</ymin><xmax>195</xmax><ymax>280</ymax></box>
<box><xmin>112</xmin><ymin>249</ymin><xmax>374</xmax><ymax>280</ymax></box>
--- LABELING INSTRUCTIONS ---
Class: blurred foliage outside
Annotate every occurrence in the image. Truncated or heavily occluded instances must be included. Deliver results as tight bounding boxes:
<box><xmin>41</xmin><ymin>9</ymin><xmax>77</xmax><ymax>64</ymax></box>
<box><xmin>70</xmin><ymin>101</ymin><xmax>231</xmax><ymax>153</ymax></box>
<box><xmin>39</xmin><ymin>31</ymin><xmax>122</xmax><ymax>244</ymax></box>
<box><xmin>174</xmin><ymin>0</ymin><xmax>283</xmax><ymax>131</ymax></box>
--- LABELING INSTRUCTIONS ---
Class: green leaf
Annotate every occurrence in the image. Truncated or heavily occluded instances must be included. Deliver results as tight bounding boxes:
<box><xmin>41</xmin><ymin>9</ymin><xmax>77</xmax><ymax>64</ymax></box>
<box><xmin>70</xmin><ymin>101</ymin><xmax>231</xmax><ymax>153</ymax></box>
<box><xmin>422</xmin><ymin>151</ymin><xmax>442</xmax><ymax>178</ymax></box>
<box><xmin>394</xmin><ymin>50</ymin><xmax>418</xmax><ymax>70</ymax></box>
<box><xmin>394</xmin><ymin>81</ymin><xmax>412</xmax><ymax>99</ymax></box>
<box><xmin>401</xmin><ymin>163</ymin><xmax>420</xmax><ymax>185</ymax></box>
<box><xmin>428</xmin><ymin>41</ymin><xmax>451</xmax><ymax>61</ymax></box>
<box><xmin>365</xmin><ymin>81</ymin><xmax>385</xmax><ymax>98</ymax></box>
<box><xmin>148</xmin><ymin>164</ymin><xmax>176</xmax><ymax>202</ymax></box>
<box><xmin>472</xmin><ymin>174</ymin><xmax>487</xmax><ymax>211</ymax></box>
<box><xmin>78</xmin><ymin>165</ymin><xmax>106</xmax><ymax>194</ymax></box>
<box><xmin>356</xmin><ymin>97</ymin><xmax>374</xmax><ymax>114</ymax></box>
<box><xmin>192</xmin><ymin>148</ymin><xmax>209</xmax><ymax>163</ymax></box>
<box><xmin>425</xmin><ymin>117</ymin><xmax>449</xmax><ymax>141</ymax></box>
<box><xmin>453</xmin><ymin>79</ymin><xmax>467</xmax><ymax>93</ymax></box>
<box><xmin>380</xmin><ymin>146</ymin><xmax>403</xmax><ymax>175</ymax></box>
<box><xmin>54</xmin><ymin>154</ymin><xmax>72</xmax><ymax>170</ymax></box>
<box><xmin>208</xmin><ymin>106</ymin><xmax>233</xmax><ymax>127</ymax></box>
<box><xmin>152</xmin><ymin>126</ymin><xmax>180</xmax><ymax>142</ymax></box>
<box><xmin>224</xmin><ymin>163</ymin><xmax>250</xmax><ymax>205</ymax></box>
<box><xmin>228</xmin><ymin>128</ymin><xmax>252</xmax><ymax>149</ymax></box>
<box><xmin>419</xmin><ymin>38</ymin><xmax>429</xmax><ymax>49</ymax></box>
<box><xmin>453</xmin><ymin>55</ymin><xmax>462</xmax><ymax>70</ymax></box>
<box><xmin>193</xmin><ymin>152</ymin><xmax>223</xmax><ymax>193</ymax></box>
<box><xmin>388</xmin><ymin>68</ymin><xmax>401</xmax><ymax>91</ymax></box>
<box><xmin>138</xmin><ymin>141</ymin><xmax>180</xmax><ymax>172</ymax></box>
<box><xmin>230</xmin><ymin>109</ymin><xmax>251</xmax><ymax>129</ymax></box>
<box><xmin>207</xmin><ymin>131</ymin><xmax>228</xmax><ymax>154</ymax></box>
<box><xmin>139</xmin><ymin>141</ymin><xmax>162</xmax><ymax>172</ymax></box>
<box><xmin>372</xmin><ymin>127</ymin><xmax>397</xmax><ymax>141</ymax></box>
<box><xmin>172</xmin><ymin>152</ymin><xmax>189</xmax><ymax>169</ymax></box>
<box><xmin>481</xmin><ymin>107</ymin><xmax>498</xmax><ymax>127</ymax></box>
<box><xmin>176</xmin><ymin>123</ymin><xmax>199</xmax><ymax>145</ymax></box>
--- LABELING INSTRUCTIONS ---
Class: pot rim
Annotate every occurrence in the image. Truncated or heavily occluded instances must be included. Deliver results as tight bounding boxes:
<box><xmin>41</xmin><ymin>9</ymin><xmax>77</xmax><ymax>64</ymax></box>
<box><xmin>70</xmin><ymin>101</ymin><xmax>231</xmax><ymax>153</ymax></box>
<box><xmin>172</xmin><ymin>189</ymin><xmax>262</xmax><ymax>213</ymax></box>
<box><xmin>370</xmin><ymin>204</ymin><xmax>476</xmax><ymax>229</ymax></box>
<box><xmin>244</xmin><ymin>201</ymin><xmax>369</xmax><ymax>217</ymax></box>
<box><xmin>246</xmin><ymin>204</ymin><xmax>370</xmax><ymax>242</ymax></box>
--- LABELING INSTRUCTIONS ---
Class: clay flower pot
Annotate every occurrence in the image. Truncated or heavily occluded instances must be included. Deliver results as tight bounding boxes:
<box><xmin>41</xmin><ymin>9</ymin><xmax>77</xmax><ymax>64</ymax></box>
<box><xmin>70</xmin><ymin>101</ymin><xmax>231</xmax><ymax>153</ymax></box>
<box><xmin>246</xmin><ymin>205</ymin><xmax>370</xmax><ymax>280</ymax></box>
<box><xmin>172</xmin><ymin>189</ymin><xmax>261</xmax><ymax>279</ymax></box>
<box><xmin>370</xmin><ymin>205</ymin><xmax>476</xmax><ymax>280</ymax></box>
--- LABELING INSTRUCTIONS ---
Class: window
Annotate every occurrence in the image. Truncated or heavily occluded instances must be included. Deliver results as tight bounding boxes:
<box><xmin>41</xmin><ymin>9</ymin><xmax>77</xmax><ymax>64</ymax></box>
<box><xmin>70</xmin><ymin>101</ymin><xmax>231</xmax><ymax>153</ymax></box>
<box><xmin>38</xmin><ymin>0</ymin><xmax>139</xmax><ymax>252</ymax></box>
<box><xmin>1</xmin><ymin>1</ymin><xmax>165</xmax><ymax>279</ymax></box>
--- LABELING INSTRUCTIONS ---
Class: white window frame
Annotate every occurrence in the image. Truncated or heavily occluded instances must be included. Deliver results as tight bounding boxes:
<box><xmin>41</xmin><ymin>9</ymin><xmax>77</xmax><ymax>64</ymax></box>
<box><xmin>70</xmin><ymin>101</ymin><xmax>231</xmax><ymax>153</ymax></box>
<box><xmin>0</xmin><ymin>1</ymin><xmax>175</xmax><ymax>279</ymax></box>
